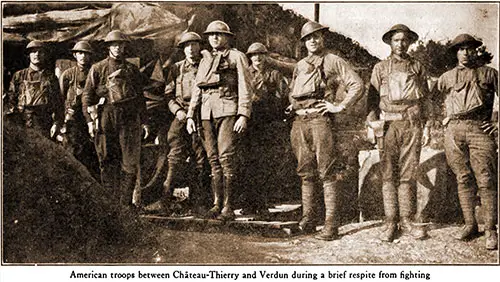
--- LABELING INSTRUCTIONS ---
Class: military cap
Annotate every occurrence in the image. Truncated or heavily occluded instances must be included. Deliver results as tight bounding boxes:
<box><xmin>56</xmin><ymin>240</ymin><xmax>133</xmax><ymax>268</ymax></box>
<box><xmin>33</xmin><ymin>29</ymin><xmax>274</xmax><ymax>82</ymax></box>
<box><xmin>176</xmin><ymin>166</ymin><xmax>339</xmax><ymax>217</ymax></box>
<box><xmin>177</xmin><ymin>32</ymin><xmax>202</xmax><ymax>48</ymax></box>
<box><xmin>203</xmin><ymin>20</ymin><xmax>234</xmax><ymax>36</ymax></box>
<box><xmin>449</xmin><ymin>34</ymin><xmax>482</xmax><ymax>51</ymax></box>
<box><xmin>104</xmin><ymin>30</ymin><xmax>130</xmax><ymax>43</ymax></box>
<box><xmin>71</xmin><ymin>41</ymin><xmax>93</xmax><ymax>53</ymax></box>
<box><xmin>246</xmin><ymin>42</ymin><xmax>268</xmax><ymax>55</ymax></box>
<box><xmin>300</xmin><ymin>21</ymin><xmax>329</xmax><ymax>41</ymax></box>
<box><xmin>382</xmin><ymin>24</ymin><xmax>419</xmax><ymax>44</ymax></box>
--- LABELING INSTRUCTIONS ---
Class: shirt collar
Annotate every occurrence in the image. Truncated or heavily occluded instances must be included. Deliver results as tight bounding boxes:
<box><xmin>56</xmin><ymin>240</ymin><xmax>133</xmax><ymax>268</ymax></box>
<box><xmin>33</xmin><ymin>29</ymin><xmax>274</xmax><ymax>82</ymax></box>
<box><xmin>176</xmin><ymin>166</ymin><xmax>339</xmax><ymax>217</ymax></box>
<box><xmin>306</xmin><ymin>49</ymin><xmax>326</xmax><ymax>61</ymax></box>
<box><xmin>389</xmin><ymin>53</ymin><xmax>412</xmax><ymax>63</ymax></box>
<box><xmin>184</xmin><ymin>58</ymin><xmax>200</xmax><ymax>68</ymax></box>
<box><xmin>212</xmin><ymin>48</ymin><xmax>230</xmax><ymax>57</ymax></box>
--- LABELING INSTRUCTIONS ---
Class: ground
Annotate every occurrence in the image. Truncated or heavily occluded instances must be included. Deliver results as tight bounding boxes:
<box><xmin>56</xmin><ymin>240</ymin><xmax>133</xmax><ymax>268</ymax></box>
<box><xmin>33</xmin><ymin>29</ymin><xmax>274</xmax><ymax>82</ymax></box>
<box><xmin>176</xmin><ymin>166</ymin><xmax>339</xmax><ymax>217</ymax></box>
<box><xmin>100</xmin><ymin>219</ymin><xmax>498</xmax><ymax>264</ymax></box>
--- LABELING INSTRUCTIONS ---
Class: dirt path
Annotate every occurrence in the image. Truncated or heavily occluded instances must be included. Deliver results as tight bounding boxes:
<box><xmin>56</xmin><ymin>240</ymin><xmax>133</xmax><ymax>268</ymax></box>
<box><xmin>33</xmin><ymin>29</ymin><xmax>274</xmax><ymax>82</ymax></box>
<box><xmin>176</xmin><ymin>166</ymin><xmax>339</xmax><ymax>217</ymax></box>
<box><xmin>103</xmin><ymin>220</ymin><xmax>498</xmax><ymax>264</ymax></box>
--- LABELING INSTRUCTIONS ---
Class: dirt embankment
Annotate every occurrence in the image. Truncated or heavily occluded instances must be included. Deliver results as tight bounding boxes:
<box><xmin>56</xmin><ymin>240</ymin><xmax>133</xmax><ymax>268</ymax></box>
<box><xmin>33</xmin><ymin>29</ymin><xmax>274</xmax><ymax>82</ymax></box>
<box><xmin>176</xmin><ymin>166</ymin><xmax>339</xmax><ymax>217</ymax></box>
<box><xmin>2</xmin><ymin>119</ymin><xmax>155</xmax><ymax>263</ymax></box>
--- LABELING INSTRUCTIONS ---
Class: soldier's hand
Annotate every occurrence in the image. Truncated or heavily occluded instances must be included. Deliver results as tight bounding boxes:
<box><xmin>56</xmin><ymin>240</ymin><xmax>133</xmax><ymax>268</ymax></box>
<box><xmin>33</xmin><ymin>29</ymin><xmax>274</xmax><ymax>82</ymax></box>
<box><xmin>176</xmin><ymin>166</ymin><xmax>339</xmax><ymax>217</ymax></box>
<box><xmin>176</xmin><ymin>110</ymin><xmax>187</xmax><ymax>123</ymax></box>
<box><xmin>142</xmin><ymin>124</ymin><xmax>150</xmax><ymax>140</ymax></box>
<box><xmin>422</xmin><ymin>126</ymin><xmax>430</xmax><ymax>147</ymax></box>
<box><xmin>284</xmin><ymin>104</ymin><xmax>294</xmax><ymax>116</ymax></box>
<box><xmin>87</xmin><ymin>122</ymin><xmax>96</xmax><ymax>138</ymax></box>
<box><xmin>481</xmin><ymin>121</ymin><xmax>498</xmax><ymax>135</ymax></box>
<box><xmin>315</xmin><ymin>101</ymin><xmax>344</xmax><ymax>115</ymax></box>
<box><xmin>233</xmin><ymin>116</ymin><xmax>248</xmax><ymax>133</ymax></box>
<box><xmin>186</xmin><ymin>118</ymin><xmax>197</xmax><ymax>135</ymax></box>
<box><xmin>50</xmin><ymin>124</ymin><xmax>59</xmax><ymax>138</ymax></box>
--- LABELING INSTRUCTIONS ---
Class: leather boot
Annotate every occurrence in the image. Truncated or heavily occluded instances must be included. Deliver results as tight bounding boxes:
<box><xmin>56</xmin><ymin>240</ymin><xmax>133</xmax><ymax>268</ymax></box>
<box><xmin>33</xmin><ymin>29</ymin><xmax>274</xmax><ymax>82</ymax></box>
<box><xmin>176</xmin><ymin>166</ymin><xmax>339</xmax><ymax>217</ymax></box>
<box><xmin>315</xmin><ymin>181</ymin><xmax>340</xmax><ymax>241</ymax></box>
<box><xmin>481</xmin><ymin>189</ymin><xmax>498</xmax><ymax>250</ymax></box>
<box><xmin>398</xmin><ymin>183</ymin><xmax>427</xmax><ymax>240</ymax></box>
<box><xmin>218</xmin><ymin>174</ymin><xmax>236</xmax><ymax>221</ymax></box>
<box><xmin>400</xmin><ymin>217</ymin><xmax>428</xmax><ymax>240</ymax></box>
<box><xmin>189</xmin><ymin>169</ymin><xmax>211</xmax><ymax>216</ymax></box>
<box><xmin>298</xmin><ymin>180</ymin><xmax>317</xmax><ymax>233</ymax></box>
<box><xmin>454</xmin><ymin>186</ymin><xmax>479</xmax><ymax>240</ymax></box>
<box><xmin>485</xmin><ymin>230</ymin><xmax>498</xmax><ymax>250</ymax></box>
<box><xmin>205</xmin><ymin>172</ymin><xmax>223</xmax><ymax>219</ymax></box>
<box><xmin>152</xmin><ymin>163</ymin><xmax>179</xmax><ymax>214</ymax></box>
<box><xmin>380</xmin><ymin>182</ymin><xmax>398</xmax><ymax>242</ymax></box>
<box><xmin>120</xmin><ymin>171</ymin><xmax>138</xmax><ymax>214</ymax></box>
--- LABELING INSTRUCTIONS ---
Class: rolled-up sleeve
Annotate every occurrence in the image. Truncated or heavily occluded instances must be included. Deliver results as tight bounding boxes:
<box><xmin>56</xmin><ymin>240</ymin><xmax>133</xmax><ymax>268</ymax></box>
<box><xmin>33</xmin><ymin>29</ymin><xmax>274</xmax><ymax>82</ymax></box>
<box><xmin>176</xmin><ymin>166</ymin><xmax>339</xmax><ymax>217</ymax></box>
<box><xmin>325</xmin><ymin>54</ymin><xmax>364</xmax><ymax>109</ymax></box>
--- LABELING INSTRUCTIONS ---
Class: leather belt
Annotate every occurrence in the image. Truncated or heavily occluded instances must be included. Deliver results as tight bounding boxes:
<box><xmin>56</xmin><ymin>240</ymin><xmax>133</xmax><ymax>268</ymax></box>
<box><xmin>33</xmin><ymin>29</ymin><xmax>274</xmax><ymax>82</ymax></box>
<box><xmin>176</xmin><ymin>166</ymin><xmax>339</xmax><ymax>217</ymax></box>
<box><xmin>295</xmin><ymin>108</ymin><xmax>322</xmax><ymax>116</ymax></box>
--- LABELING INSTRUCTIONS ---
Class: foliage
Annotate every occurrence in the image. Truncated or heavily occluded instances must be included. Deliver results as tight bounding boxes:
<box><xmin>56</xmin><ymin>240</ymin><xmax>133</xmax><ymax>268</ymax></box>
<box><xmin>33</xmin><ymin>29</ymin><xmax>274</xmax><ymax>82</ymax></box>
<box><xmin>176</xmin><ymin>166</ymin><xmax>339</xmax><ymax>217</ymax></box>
<box><xmin>410</xmin><ymin>39</ymin><xmax>494</xmax><ymax>77</ymax></box>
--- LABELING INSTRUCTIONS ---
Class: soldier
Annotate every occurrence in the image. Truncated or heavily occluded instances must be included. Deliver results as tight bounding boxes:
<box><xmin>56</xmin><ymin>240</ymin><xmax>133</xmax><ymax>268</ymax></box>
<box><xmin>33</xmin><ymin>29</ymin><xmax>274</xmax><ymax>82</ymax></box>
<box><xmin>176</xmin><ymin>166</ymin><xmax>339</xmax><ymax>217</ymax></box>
<box><xmin>435</xmin><ymin>34</ymin><xmax>498</xmax><ymax>250</ymax></box>
<box><xmin>367</xmin><ymin>24</ymin><xmax>431</xmax><ymax>242</ymax></box>
<box><xmin>289</xmin><ymin>22</ymin><xmax>364</xmax><ymax>240</ymax></box>
<box><xmin>240</xmin><ymin>42</ymin><xmax>288</xmax><ymax>218</ymax></box>
<box><xmin>6</xmin><ymin>40</ymin><xmax>64</xmax><ymax>139</ymax></box>
<box><xmin>82</xmin><ymin>30</ymin><xmax>150</xmax><ymax>213</ymax></box>
<box><xmin>59</xmin><ymin>41</ymin><xmax>99</xmax><ymax>178</ymax></box>
<box><xmin>186</xmin><ymin>20</ymin><xmax>253</xmax><ymax>221</ymax></box>
<box><xmin>150</xmin><ymin>31</ymin><xmax>210</xmax><ymax>214</ymax></box>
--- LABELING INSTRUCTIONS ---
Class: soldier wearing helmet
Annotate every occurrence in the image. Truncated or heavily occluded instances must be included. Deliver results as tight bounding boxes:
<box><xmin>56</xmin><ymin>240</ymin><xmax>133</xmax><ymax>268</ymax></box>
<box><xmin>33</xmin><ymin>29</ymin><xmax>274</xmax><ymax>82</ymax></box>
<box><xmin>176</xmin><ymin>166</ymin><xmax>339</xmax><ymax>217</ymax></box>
<box><xmin>185</xmin><ymin>20</ymin><xmax>253</xmax><ymax>221</ymax></box>
<box><xmin>145</xmin><ymin>31</ymin><xmax>211</xmax><ymax>215</ymax></box>
<box><xmin>435</xmin><ymin>34</ymin><xmax>498</xmax><ymax>250</ymax></box>
<box><xmin>58</xmin><ymin>41</ymin><xmax>99</xmax><ymax>179</ymax></box>
<box><xmin>289</xmin><ymin>21</ymin><xmax>364</xmax><ymax>241</ymax></box>
<box><xmin>6</xmin><ymin>40</ymin><xmax>64</xmax><ymax>139</ymax></box>
<box><xmin>239</xmin><ymin>42</ymin><xmax>288</xmax><ymax>219</ymax></box>
<box><xmin>82</xmin><ymin>30</ymin><xmax>150</xmax><ymax>214</ymax></box>
<box><xmin>367</xmin><ymin>24</ymin><xmax>431</xmax><ymax>242</ymax></box>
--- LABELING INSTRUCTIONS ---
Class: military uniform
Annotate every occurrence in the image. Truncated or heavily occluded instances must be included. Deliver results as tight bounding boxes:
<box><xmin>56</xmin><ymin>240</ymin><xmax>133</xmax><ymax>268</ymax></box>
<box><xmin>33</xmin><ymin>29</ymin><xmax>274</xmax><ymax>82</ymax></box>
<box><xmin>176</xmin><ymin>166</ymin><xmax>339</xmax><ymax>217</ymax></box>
<box><xmin>240</xmin><ymin>43</ymin><xmax>288</xmax><ymax>215</ymax></box>
<box><xmin>7</xmin><ymin>64</ymin><xmax>64</xmax><ymax>138</ymax></box>
<box><xmin>82</xmin><ymin>45</ymin><xmax>148</xmax><ymax>210</ymax></box>
<box><xmin>59</xmin><ymin>65</ymin><xmax>99</xmax><ymax>178</ymax></box>
<box><xmin>163</xmin><ymin>56</ymin><xmax>209</xmax><ymax>210</ymax></box>
<box><xmin>187</xmin><ymin>21</ymin><xmax>253</xmax><ymax>220</ymax></box>
<box><xmin>369</xmin><ymin>24</ymin><xmax>431</xmax><ymax>241</ymax></box>
<box><xmin>290</xmin><ymin>22</ymin><xmax>364</xmax><ymax>240</ymax></box>
<box><xmin>435</xmin><ymin>34</ymin><xmax>498</xmax><ymax>250</ymax></box>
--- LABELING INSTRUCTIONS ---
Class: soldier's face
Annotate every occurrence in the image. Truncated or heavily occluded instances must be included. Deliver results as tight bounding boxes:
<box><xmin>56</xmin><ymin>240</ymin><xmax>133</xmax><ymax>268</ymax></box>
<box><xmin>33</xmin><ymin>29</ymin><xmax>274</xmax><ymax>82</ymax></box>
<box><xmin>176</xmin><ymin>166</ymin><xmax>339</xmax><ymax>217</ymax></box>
<box><xmin>304</xmin><ymin>32</ymin><xmax>324</xmax><ymax>54</ymax></box>
<box><xmin>109</xmin><ymin>42</ymin><xmax>126</xmax><ymax>59</ymax></box>
<box><xmin>208</xmin><ymin>33</ymin><xmax>228</xmax><ymax>50</ymax></box>
<box><xmin>183</xmin><ymin>42</ymin><xmax>201</xmax><ymax>60</ymax></box>
<box><xmin>457</xmin><ymin>45</ymin><xmax>476</xmax><ymax>66</ymax></box>
<box><xmin>250</xmin><ymin>53</ymin><xmax>266</xmax><ymax>67</ymax></box>
<box><xmin>74</xmin><ymin>51</ymin><xmax>90</xmax><ymax>67</ymax></box>
<box><xmin>29</xmin><ymin>48</ymin><xmax>45</xmax><ymax>65</ymax></box>
<box><xmin>390</xmin><ymin>32</ymin><xmax>411</xmax><ymax>56</ymax></box>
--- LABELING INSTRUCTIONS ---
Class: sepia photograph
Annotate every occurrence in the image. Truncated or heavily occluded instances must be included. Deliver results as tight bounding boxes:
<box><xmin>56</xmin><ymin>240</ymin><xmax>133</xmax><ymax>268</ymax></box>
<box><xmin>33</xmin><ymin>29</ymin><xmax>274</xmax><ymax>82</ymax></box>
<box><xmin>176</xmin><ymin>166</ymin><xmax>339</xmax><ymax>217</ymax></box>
<box><xmin>1</xmin><ymin>1</ymin><xmax>498</xmax><ymax>276</ymax></box>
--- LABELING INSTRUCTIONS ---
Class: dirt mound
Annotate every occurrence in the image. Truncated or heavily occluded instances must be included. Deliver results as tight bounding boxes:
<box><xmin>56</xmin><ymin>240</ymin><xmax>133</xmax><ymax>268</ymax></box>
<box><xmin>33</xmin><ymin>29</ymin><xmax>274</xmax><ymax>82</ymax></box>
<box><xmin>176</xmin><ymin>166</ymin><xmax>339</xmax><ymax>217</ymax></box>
<box><xmin>2</xmin><ymin>119</ymin><xmax>153</xmax><ymax>263</ymax></box>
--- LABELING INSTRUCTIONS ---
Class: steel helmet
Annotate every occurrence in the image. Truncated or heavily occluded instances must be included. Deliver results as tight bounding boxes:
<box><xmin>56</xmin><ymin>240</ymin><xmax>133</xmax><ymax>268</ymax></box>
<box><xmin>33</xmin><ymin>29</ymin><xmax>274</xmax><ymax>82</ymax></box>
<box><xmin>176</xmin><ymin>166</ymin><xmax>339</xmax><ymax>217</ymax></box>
<box><xmin>104</xmin><ymin>30</ymin><xmax>130</xmax><ymax>43</ymax></box>
<box><xmin>449</xmin><ymin>34</ymin><xmax>482</xmax><ymax>51</ymax></box>
<box><xmin>246</xmin><ymin>42</ymin><xmax>268</xmax><ymax>55</ymax></box>
<box><xmin>177</xmin><ymin>32</ymin><xmax>202</xmax><ymax>48</ymax></box>
<box><xmin>300</xmin><ymin>21</ymin><xmax>329</xmax><ymax>41</ymax></box>
<box><xmin>382</xmin><ymin>24</ymin><xmax>419</xmax><ymax>44</ymax></box>
<box><xmin>71</xmin><ymin>41</ymin><xmax>93</xmax><ymax>53</ymax></box>
<box><xmin>26</xmin><ymin>40</ymin><xmax>46</xmax><ymax>51</ymax></box>
<box><xmin>203</xmin><ymin>20</ymin><xmax>234</xmax><ymax>36</ymax></box>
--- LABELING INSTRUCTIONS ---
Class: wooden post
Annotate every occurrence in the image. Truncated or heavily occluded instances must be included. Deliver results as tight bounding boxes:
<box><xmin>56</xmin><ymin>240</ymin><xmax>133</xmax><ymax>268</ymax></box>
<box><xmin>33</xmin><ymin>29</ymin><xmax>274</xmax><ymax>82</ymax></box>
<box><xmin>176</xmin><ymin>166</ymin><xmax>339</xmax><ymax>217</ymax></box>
<box><xmin>314</xmin><ymin>3</ymin><xmax>320</xmax><ymax>22</ymax></box>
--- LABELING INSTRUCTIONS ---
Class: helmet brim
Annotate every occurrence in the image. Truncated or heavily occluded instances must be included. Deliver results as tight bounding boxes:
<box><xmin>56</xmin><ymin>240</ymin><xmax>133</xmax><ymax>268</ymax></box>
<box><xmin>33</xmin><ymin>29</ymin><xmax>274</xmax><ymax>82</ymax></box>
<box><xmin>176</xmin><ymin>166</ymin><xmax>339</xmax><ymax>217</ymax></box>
<box><xmin>300</xmin><ymin>26</ymin><xmax>329</xmax><ymax>41</ymax></box>
<box><xmin>382</xmin><ymin>30</ymin><xmax>419</xmax><ymax>45</ymax></box>
<box><xmin>203</xmin><ymin>31</ymin><xmax>234</xmax><ymax>36</ymax></box>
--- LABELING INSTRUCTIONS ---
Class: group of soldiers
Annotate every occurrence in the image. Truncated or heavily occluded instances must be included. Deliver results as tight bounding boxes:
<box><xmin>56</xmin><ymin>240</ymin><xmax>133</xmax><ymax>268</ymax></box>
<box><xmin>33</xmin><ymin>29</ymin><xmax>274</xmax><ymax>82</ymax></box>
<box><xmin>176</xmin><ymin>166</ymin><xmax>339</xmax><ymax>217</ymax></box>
<box><xmin>5</xmin><ymin>20</ymin><xmax>498</xmax><ymax>250</ymax></box>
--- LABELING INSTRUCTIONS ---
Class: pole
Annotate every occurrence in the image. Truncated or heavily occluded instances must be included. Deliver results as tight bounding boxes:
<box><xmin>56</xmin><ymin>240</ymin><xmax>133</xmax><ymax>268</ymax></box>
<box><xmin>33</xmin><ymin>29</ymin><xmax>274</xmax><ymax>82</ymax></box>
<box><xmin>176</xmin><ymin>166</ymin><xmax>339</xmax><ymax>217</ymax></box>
<box><xmin>314</xmin><ymin>3</ymin><xmax>320</xmax><ymax>22</ymax></box>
